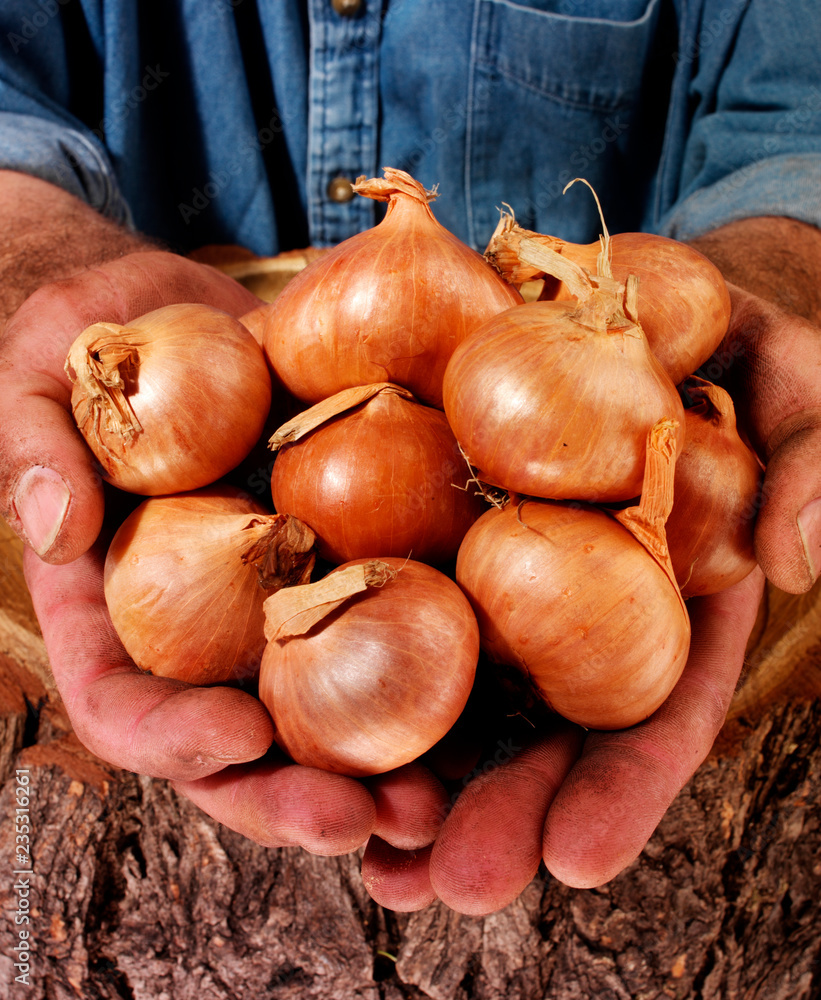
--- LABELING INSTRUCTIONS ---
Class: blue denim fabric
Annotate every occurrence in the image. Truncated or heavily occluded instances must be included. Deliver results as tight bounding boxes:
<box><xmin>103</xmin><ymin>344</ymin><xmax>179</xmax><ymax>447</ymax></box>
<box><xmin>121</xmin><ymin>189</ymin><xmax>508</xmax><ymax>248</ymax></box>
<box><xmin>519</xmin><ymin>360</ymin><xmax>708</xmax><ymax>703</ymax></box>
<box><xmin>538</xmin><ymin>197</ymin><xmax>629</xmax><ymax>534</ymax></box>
<box><xmin>0</xmin><ymin>0</ymin><xmax>818</xmax><ymax>255</ymax></box>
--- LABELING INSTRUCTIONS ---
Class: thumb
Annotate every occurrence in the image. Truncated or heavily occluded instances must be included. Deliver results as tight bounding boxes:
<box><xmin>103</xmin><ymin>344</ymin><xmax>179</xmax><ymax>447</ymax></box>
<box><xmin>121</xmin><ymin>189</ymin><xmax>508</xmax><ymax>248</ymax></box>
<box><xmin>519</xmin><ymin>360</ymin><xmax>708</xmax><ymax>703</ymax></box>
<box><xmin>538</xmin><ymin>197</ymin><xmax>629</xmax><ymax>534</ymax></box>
<box><xmin>2</xmin><ymin>384</ymin><xmax>105</xmax><ymax>564</ymax></box>
<box><xmin>754</xmin><ymin>408</ymin><xmax>821</xmax><ymax>594</ymax></box>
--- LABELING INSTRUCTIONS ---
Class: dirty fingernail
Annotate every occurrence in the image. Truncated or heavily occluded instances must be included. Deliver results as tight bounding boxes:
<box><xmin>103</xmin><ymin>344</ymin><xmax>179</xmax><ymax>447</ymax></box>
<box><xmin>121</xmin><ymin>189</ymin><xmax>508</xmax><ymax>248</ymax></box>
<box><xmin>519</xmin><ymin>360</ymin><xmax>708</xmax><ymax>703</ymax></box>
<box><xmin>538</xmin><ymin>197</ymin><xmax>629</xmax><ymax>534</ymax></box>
<box><xmin>797</xmin><ymin>497</ymin><xmax>821</xmax><ymax>585</ymax></box>
<box><xmin>14</xmin><ymin>466</ymin><xmax>71</xmax><ymax>556</ymax></box>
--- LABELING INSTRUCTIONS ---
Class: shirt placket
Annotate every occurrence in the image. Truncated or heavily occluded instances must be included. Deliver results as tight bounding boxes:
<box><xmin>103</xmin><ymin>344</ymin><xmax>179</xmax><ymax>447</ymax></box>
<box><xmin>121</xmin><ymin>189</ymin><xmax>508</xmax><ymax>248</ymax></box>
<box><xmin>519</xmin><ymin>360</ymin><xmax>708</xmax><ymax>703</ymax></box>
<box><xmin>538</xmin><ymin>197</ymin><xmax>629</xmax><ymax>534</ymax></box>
<box><xmin>307</xmin><ymin>0</ymin><xmax>384</xmax><ymax>246</ymax></box>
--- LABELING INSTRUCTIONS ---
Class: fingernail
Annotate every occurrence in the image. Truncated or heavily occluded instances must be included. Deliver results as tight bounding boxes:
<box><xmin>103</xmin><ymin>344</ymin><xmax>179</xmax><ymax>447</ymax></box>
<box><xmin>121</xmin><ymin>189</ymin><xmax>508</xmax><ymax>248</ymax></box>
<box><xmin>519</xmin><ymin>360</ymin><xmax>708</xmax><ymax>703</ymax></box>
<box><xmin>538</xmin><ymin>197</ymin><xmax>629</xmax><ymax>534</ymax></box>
<box><xmin>797</xmin><ymin>498</ymin><xmax>821</xmax><ymax>585</ymax></box>
<box><xmin>14</xmin><ymin>466</ymin><xmax>71</xmax><ymax>556</ymax></box>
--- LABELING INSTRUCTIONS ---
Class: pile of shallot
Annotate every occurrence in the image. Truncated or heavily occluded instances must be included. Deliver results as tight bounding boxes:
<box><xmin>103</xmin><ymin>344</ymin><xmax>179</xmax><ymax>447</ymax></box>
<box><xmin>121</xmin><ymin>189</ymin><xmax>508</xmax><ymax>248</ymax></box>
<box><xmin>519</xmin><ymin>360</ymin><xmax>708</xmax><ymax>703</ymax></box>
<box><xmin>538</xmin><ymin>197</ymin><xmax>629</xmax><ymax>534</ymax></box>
<box><xmin>65</xmin><ymin>168</ymin><xmax>762</xmax><ymax>781</ymax></box>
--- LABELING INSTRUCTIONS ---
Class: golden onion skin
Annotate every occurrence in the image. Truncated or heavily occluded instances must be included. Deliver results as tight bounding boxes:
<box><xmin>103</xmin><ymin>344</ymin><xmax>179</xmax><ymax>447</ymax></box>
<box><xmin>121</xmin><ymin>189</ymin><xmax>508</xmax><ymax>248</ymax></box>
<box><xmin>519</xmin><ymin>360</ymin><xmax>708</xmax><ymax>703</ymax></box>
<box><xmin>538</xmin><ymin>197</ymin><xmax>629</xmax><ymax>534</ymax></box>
<box><xmin>271</xmin><ymin>390</ymin><xmax>487</xmax><ymax>565</ymax></box>
<box><xmin>68</xmin><ymin>303</ymin><xmax>272</xmax><ymax>496</ymax></box>
<box><xmin>666</xmin><ymin>379</ymin><xmax>762</xmax><ymax>598</ymax></box>
<box><xmin>455</xmin><ymin>500</ymin><xmax>690</xmax><ymax>730</ymax></box>
<box><xmin>551</xmin><ymin>233</ymin><xmax>732</xmax><ymax>386</ymax></box>
<box><xmin>262</xmin><ymin>169</ymin><xmax>522</xmax><ymax>409</ymax></box>
<box><xmin>104</xmin><ymin>488</ymin><xmax>278</xmax><ymax>685</ymax></box>
<box><xmin>443</xmin><ymin>299</ymin><xmax>685</xmax><ymax>503</ymax></box>
<box><xmin>259</xmin><ymin>558</ymin><xmax>479</xmax><ymax>777</ymax></box>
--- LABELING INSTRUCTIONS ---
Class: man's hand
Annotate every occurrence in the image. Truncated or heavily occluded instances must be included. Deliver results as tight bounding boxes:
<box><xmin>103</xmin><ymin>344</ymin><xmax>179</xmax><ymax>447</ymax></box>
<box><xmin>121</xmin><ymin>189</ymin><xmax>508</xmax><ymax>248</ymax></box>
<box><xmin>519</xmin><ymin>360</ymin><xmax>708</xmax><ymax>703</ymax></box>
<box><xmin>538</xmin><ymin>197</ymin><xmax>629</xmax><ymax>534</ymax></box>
<box><xmin>0</xmin><ymin>175</ymin><xmax>262</xmax><ymax>563</ymax></box>
<box><xmin>363</xmin><ymin>215</ymin><xmax>821</xmax><ymax>913</ymax></box>
<box><xmin>0</xmin><ymin>174</ymin><xmax>450</xmax><ymax>859</ymax></box>
<box><xmin>689</xmin><ymin>216</ymin><xmax>821</xmax><ymax>595</ymax></box>
<box><xmin>23</xmin><ymin>539</ymin><xmax>383</xmax><ymax>855</ymax></box>
<box><xmin>360</xmin><ymin>568</ymin><xmax>763</xmax><ymax>913</ymax></box>
<box><xmin>23</xmin><ymin>534</ymin><xmax>453</xmax><ymax>855</ymax></box>
<box><xmin>5</xmin><ymin>173</ymin><xmax>817</xmax><ymax>910</ymax></box>
<box><xmin>708</xmin><ymin>285</ymin><xmax>821</xmax><ymax>593</ymax></box>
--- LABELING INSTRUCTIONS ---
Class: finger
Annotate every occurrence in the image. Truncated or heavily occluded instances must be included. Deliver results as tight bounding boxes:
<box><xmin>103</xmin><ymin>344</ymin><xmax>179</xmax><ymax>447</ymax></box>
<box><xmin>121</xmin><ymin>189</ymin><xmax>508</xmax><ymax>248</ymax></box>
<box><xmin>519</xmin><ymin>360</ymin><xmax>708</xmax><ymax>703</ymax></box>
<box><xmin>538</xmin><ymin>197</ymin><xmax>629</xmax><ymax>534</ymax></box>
<box><xmin>1</xmin><ymin>395</ymin><xmax>106</xmax><ymax>564</ymax></box>
<box><xmin>172</xmin><ymin>761</ymin><xmax>377</xmax><ymax>857</ymax></box>
<box><xmin>543</xmin><ymin>567</ymin><xmax>765</xmax><ymax>889</ymax></box>
<box><xmin>361</xmin><ymin>837</ymin><xmax>436</xmax><ymax>911</ymax></box>
<box><xmin>428</xmin><ymin>722</ymin><xmax>583</xmax><ymax>916</ymax></box>
<box><xmin>754</xmin><ymin>409</ymin><xmax>821</xmax><ymax>593</ymax></box>
<box><xmin>366</xmin><ymin>762</ymin><xmax>450</xmax><ymax>850</ymax></box>
<box><xmin>716</xmin><ymin>287</ymin><xmax>821</xmax><ymax>592</ymax></box>
<box><xmin>719</xmin><ymin>284</ymin><xmax>816</xmax><ymax>455</ymax></box>
<box><xmin>24</xmin><ymin>541</ymin><xmax>274</xmax><ymax>780</ymax></box>
<box><xmin>0</xmin><ymin>252</ymin><xmax>260</xmax><ymax>563</ymax></box>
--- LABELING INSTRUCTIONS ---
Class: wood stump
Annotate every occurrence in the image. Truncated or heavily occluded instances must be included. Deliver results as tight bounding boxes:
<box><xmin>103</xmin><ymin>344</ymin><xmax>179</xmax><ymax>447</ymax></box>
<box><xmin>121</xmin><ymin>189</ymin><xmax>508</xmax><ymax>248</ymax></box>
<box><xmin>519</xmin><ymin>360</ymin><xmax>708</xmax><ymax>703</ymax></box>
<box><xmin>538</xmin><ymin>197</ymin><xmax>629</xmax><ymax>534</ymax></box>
<box><xmin>1</xmin><ymin>252</ymin><xmax>820</xmax><ymax>999</ymax></box>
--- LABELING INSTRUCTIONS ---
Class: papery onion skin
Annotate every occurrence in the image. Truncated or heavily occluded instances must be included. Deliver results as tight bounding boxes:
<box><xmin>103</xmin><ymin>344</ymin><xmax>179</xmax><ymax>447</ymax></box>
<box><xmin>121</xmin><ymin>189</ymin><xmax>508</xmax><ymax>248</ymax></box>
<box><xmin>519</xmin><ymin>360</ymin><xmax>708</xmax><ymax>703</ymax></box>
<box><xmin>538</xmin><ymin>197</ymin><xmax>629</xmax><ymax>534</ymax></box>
<box><xmin>542</xmin><ymin>233</ymin><xmax>731</xmax><ymax>386</ymax></box>
<box><xmin>271</xmin><ymin>388</ymin><xmax>487</xmax><ymax>565</ymax></box>
<box><xmin>262</xmin><ymin>168</ymin><xmax>523</xmax><ymax>409</ymax></box>
<box><xmin>443</xmin><ymin>299</ymin><xmax>685</xmax><ymax>503</ymax></box>
<box><xmin>455</xmin><ymin>500</ymin><xmax>690</xmax><ymax>730</ymax></box>
<box><xmin>666</xmin><ymin>378</ymin><xmax>762</xmax><ymax>598</ymax></box>
<box><xmin>258</xmin><ymin>557</ymin><xmax>479</xmax><ymax>777</ymax></box>
<box><xmin>67</xmin><ymin>303</ymin><xmax>272</xmax><ymax>496</ymax></box>
<box><xmin>104</xmin><ymin>487</ymin><xmax>304</xmax><ymax>685</ymax></box>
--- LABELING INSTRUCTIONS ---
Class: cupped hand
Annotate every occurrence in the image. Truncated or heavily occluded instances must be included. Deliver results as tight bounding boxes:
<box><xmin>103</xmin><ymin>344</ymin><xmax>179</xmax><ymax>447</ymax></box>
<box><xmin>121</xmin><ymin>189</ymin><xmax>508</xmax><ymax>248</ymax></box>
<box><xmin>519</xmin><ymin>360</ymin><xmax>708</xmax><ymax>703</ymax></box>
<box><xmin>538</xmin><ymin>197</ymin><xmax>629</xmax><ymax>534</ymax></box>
<box><xmin>23</xmin><ymin>537</ymin><xmax>373</xmax><ymax>853</ymax></box>
<box><xmin>685</xmin><ymin>217</ymin><xmax>821</xmax><ymax>596</ymax></box>
<box><xmin>3</xmin><ymin>248</ymin><xmax>452</xmax><ymax>855</ymax></box>
<box><xmin>717</xmin><ymin>283</ymin><xmax>821</xmax><ymax>595</ymax></box>
<box><xmin>361</xmin><ymin>568</ymin><xmax>763</xmax><ymax>914</ymax></box>
<box><xmin>362</xmin><ymin>260</ymin><xmax>821</xmax><ymax>912</ymax></box>
<box><xmin>24</xmin><ymin>537</ymin><xmax>453</xmax><ymax>855</ymax></box>
<box><xmin>0</xmin><ymin>249</ymin><xmax>262</xmax><ymax>564</ymax></box>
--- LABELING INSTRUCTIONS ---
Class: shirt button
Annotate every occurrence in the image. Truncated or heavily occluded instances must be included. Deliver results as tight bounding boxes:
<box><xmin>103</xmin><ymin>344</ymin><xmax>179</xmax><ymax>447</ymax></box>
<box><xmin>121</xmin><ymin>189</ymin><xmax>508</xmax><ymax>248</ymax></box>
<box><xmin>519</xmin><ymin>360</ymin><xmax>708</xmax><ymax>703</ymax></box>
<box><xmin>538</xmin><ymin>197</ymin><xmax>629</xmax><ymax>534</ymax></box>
<box><xmin>327</xmin><ymin>176</ymin><xmax>355</xmax><ymax>203</ymax></box>
<box><xmin>331</xmin><ymin>0</ymin><xmax>362</xmax><ymax>16</ymax></box>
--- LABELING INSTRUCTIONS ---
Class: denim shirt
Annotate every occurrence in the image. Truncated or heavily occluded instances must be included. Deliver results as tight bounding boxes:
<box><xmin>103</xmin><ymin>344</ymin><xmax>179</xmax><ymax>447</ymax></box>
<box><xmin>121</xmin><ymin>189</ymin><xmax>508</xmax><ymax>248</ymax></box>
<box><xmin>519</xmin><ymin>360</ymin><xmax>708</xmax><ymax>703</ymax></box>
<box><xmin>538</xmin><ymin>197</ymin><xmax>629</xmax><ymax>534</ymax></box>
<box><xmin>0</xmin><ymin>0</ymin><xmax>819</xmax><ymax>256</ymax></box>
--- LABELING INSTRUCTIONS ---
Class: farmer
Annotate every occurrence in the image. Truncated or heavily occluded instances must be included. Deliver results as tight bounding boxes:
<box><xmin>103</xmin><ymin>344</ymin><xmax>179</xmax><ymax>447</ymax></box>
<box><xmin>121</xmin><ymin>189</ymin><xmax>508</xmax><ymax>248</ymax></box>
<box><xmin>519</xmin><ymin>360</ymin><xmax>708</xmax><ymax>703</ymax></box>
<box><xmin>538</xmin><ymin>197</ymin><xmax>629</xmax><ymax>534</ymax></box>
<box><xmin>0</xmin><ymin>1</ymin><xmax>818</xmax><ymax>913</ymax></box>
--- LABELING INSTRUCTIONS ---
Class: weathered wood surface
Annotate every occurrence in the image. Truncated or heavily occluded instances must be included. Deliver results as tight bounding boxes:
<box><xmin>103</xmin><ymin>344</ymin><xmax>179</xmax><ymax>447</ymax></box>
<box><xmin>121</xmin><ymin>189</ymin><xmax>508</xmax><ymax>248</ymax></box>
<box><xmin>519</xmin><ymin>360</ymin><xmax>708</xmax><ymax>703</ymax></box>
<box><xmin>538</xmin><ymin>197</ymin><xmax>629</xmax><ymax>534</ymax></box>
<box><xmin>1</xmin><ymin>515</ymin><xmax>820</xmax><ymax>1000</ymax></box>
